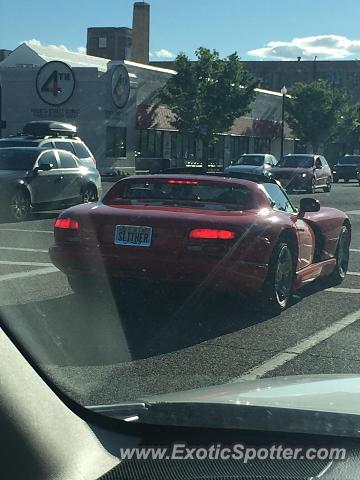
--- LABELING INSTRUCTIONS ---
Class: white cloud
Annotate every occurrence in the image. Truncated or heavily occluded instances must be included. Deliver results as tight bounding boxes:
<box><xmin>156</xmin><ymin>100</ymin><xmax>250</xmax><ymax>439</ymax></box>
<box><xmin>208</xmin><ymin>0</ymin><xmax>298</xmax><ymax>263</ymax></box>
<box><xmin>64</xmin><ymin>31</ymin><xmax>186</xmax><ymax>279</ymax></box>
<box><xmin>22</xmin><ymin>39</ymin><xmax>87</xmax><ymax>56</ymax></box>
<box><xmin>152</xmin><ymin>48</ymin><xmax>175</xmax><ymax>59</ymax></box>
<box><xmin>248</xmin><ymin>35</ymin><xmax>360</xmax><ymax>60</ymax></box>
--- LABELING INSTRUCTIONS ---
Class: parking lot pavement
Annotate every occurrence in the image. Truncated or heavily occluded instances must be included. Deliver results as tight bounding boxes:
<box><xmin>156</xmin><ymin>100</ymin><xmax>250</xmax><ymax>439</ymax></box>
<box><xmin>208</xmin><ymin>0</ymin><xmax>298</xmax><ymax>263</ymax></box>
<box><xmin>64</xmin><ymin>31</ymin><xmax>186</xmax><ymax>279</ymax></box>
<box><xmin>1</xmin><ymin>182</ymin><xmax>360</xmax><ymax>405</ymax></box>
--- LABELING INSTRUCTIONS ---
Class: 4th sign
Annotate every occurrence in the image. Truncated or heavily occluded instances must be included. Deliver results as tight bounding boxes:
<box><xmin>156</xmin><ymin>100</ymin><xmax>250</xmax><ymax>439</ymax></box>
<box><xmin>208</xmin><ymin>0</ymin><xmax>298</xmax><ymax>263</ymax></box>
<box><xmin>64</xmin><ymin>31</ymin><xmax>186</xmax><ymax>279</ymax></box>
<box><xmin>36</xmin><ymin>61</ymin><xmax>75</xmax><ymax>106</ymax></box>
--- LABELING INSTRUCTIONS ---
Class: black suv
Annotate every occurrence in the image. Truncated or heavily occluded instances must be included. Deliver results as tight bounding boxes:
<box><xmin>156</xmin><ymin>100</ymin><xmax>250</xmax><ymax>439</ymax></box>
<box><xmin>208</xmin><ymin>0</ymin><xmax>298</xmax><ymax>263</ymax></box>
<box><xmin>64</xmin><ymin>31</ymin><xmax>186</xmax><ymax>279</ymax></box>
<box><xmin>332</xmin><ymin>155</ymin><xmax>360</xmax><ymax>183</ymax></box>
<box><xmin>0</xmin><ymin>121</ymin><xmax>96</xmax><ymax>170</ymax></box>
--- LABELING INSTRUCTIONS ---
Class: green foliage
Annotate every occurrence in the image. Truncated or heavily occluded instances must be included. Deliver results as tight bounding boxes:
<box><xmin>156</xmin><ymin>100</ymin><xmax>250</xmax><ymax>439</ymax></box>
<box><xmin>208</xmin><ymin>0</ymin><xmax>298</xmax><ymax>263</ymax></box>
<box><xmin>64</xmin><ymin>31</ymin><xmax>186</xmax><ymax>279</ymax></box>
<box><xmin>286</xmin><ymin>80</ymin><xmax>348</xmax><ymax>152</ymax></box>
<box><xmin>158</xmin><ymin>47</ymin><xmax>258</xmax><ymax>147</ymax></box>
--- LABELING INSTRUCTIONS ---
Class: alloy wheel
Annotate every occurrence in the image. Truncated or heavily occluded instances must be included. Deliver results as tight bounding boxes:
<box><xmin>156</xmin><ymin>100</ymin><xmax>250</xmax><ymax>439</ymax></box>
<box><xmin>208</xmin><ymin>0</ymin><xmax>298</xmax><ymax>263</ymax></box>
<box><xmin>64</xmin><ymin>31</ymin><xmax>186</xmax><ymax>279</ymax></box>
<box><xmin>10</xmin><ymin>190</ymin><xmax>30</xmax><ymax>221</ymax></box>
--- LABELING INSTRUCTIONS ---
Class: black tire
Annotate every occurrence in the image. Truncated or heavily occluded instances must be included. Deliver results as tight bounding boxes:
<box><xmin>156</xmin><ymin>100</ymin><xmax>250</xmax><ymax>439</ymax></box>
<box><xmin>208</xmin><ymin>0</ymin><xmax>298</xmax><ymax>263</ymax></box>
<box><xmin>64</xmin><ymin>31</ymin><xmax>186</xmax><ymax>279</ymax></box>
<box><xmin>262</xmin><ymin>241</ymin><xmax>294</xmax><ymax>313</ymax></box>
<box><xmin>323</xmin><ymin>178</ymin><xmax>332</xmax><ymax>193</ymax></box>
<box><xmin>81</xmin><ymin>184</ymin><xmax>98</xmax><ymax>204</ymax></box>
<box><xmin>326</xmin><ymin>225</ymin><xmax>350</xmax><ymax>286</ymax></box>
<box><xmin>306</xmin><ymin>177</ymin><xmax>316</xmax><ymax>194</ymax></box>
<box><xmin>8</xmin><ymin>188</ymin><xmax>31</xmax><ymax>222</ymax></box>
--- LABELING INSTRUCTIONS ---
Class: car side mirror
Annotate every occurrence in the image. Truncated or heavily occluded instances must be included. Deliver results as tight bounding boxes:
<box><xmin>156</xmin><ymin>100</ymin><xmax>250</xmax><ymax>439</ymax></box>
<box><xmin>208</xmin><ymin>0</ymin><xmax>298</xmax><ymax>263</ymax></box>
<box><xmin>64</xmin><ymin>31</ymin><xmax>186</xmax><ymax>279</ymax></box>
<box><xmin>36</xmin><ymin>163</ymin><xmax>53</xmax><ymax>172</ymax></box>
<box><xmin>299</xmin><ymin>197</ymin><xmax>320</xmax><ymax>216</ymax></box>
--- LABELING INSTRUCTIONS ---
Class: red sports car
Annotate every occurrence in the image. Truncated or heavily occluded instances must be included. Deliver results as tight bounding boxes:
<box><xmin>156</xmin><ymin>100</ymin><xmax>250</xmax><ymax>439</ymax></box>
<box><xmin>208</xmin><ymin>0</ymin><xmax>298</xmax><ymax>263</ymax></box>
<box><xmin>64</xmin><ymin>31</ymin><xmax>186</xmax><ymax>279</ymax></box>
<box><xmin>49</xmin><ymin>174</ymin><xmax>351</xmax><ymax>311</ymax></box>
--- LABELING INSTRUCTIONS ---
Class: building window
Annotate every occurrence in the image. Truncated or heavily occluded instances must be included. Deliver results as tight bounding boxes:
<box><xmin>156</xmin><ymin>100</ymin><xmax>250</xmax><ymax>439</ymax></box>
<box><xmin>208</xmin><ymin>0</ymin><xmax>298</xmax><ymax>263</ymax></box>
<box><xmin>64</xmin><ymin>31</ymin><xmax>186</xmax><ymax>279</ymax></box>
<box><xmin>208</xmin><ymin>136</ymin><xmax>225</xmax><ymax>162</ymax></box>
<box><xmin>230</xmin><ymin>136</ymin><xmax>250</xmax><ymax>160</ymax></box>
<box><xmin>137</xmin><ymin>130</ymin><xmax>164</xmax><ymax>158</ymax></box>
<box><xmin>170</xmin><ymin>133</ymin><xmax>196</xmax><ymax>160</ymax></box>
<box><xmin>99</xmin><ymin>37</ymin><xmax>107</xmax><ymax>48</ymax></box>
<box><xmin>253</xmin><ymin>137</ymin><xmax>271</xmax><ymax>154</ymax></box>
<box><xmin>106</xmin><ymin>127</ymin><xmax>126</xmax><ymax>157</ymax></box>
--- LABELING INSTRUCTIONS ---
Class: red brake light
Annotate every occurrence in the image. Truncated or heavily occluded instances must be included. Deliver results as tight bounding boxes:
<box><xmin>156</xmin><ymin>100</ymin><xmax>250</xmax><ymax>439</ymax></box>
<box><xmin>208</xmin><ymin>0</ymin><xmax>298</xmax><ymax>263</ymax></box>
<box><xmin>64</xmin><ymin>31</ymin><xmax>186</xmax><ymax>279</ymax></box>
<box><xmin>168</xmin><ymin>179</ymin><xmax>199</xmax><ymax>185</ymax></box>
<box><xmin>54</xmin><ymin>218</ymin><xmax>79</xmax><ymax>230</ymax></box>
<box><xmin>189</xmin><ymin>229</ymin><xmax>236</xmax><ymax>240</ymax></box>
<box><xmin>92</xmin><ymin>157</ymin><xmax>96</xmax><ymax>165</ymax></box>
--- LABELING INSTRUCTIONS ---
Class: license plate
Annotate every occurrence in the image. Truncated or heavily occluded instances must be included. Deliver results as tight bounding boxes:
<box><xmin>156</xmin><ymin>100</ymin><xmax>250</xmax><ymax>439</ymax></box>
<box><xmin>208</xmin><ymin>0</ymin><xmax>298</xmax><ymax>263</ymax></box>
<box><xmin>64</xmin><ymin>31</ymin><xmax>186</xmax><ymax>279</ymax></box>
<box><xmin>114</xmin><ymin>225</ymin><xmax>152</xmax><ymax>247</ymax></box>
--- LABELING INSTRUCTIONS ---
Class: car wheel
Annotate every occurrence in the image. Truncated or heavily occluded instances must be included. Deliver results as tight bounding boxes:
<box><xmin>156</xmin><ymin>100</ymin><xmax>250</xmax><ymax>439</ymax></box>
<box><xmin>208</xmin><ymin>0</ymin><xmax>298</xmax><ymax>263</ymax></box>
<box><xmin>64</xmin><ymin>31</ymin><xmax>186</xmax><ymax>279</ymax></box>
<box><xmin>326</xmin><ymin>225</ymin><xmax>350</xmax><ymax>286</ymax></box>
<box><xmin>81</xmin><ymin>184</ymin><xmax>98</xmax><ymax>203</ymax></box>
<box><xmin>9</xmin><ymin>188</ymin><xmax>31</xmax><ymax>222</ymax></box>
<box><xmin>306</xmin><ymin>177</ymin><xmax>316</xmax><ymax>194</ymax></box>
<box><xmin>263</xmin><ymin>241</ymin><xmax>294</xmax><ymax>313</ymax></box>
<box><xmin>323</xmin><ymin>179</ymin><xmax>332</xmax><ymax>193</ymax></box>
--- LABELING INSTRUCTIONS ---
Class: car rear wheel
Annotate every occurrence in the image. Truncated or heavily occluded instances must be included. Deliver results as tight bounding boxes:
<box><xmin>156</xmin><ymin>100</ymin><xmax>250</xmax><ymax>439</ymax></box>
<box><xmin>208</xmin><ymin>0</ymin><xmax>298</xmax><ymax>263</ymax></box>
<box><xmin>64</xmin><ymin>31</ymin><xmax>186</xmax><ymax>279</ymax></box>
<box><xmin>323</xmin><ymin>179</ymin><xmax>332</xmax><ymax>192</ymax></box>
<box><xmin>263</xmin><ymin>241</ymin><xmax>294</xmax><ymax>313</ymax></box>
<box><xmin>81</xmin><ymin>184</ymin><xmax>98</xmax><ymax>203</ymax></box>
<box><xmin>327</xmin><ymin>225</ymin><xmax>350</xmax><ymax>286</ymax></box>
<box><xmin>9</xmin><ymin>189</ymin><xmax>31</xmax><ymax>222</ymax></box>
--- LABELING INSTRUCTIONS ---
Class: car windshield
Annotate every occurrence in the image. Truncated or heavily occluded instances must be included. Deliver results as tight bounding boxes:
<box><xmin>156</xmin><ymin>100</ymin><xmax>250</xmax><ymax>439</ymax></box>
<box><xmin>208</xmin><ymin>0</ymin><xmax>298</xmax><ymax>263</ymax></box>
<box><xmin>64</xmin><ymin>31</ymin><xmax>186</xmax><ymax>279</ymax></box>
<box><xmin>232</xmin><ymin>155</ymin><xmax>264</xmax><ymax>166</ymax></box>
<box><xmin>339</xmin><ymin>156</ymin><xmax>360</xmax><ymax>165</ymax></box>
<box><xmin>0</xmin><ymin>149</ymin><xmax>37</xmax><ymax>170</ymax></box>
<box><xmin>2</xmin><ymin>0</ymin><xmax>360</xmax><ymax>443</ymax></box>
<box><xmin>104</xmin><ymin>179</ymin><xmax>253</xmax><ymax>210</ymax></box>
<box><xmin>277</xmin><ymin>156</ymin><xmax>314</xmax><ymax>168</ymax></box>
<box><xmin>0</xmin><ymin>140</ymin><xmax>39</xmax><ymax>147</ymax></box>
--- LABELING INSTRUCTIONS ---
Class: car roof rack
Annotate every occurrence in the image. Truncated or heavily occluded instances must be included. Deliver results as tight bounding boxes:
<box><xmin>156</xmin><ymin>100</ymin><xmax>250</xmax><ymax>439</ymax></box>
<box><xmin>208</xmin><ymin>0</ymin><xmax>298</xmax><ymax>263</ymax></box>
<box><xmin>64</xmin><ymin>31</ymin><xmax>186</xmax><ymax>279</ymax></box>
<box><xmin>153</xmin><ymin>167</ymin><xmax>277</xmax><ymax>184</ymax></box>
<box><xmin>22</xmin><ymin>121</ymin><xmax>78</xmax><ymax>139</ymax></box>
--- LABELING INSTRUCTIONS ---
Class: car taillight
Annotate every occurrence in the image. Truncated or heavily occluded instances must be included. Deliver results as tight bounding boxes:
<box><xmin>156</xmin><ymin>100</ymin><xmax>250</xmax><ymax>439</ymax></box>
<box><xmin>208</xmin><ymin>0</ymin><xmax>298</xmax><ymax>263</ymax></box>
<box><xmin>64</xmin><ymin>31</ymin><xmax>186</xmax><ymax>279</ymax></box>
<box><xmin>54</xmin><ymin>218</ymin><xmax>79</xmax><ymax>230</ymax></box>
<box><xmin>189</xmin><ymin>229</ymin><xmax>236</xmax><ymax>240</ymax></box>
<box><xmin>168</xmin><ymin>179</ymin><xmax>199</xmax><ymax>185</ymax></box>
<box><xmin>92</xmin><ymin>157</ymin><xmax>96</xmax><ymax>166</ymax></box>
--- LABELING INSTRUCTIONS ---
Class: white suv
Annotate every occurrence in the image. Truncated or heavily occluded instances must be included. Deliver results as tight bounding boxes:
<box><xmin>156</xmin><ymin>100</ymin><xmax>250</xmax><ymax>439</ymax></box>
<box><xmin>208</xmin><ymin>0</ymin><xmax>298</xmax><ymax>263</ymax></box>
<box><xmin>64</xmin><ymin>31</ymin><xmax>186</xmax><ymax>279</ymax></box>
<box><xmin>0</xmin><ymin>121</ymin><xmax>97</xmax><ymax>170</ymax></box>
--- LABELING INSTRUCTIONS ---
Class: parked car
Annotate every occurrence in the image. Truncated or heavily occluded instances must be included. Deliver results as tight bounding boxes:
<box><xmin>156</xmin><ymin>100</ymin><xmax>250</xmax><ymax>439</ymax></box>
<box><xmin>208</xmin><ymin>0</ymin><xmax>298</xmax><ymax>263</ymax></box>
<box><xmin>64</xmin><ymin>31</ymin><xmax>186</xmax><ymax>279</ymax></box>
<box><xmin>0</xmin><ymin>147</ymin><xmax>101</xmax><ymax>221</ymax></box>
<box><xmin>332</xmin><ymin>155</ymin><xmax>360</xmax><ymax>183</ymax></box>
<box><xmin>0</xmin><ymin>121</ymin><xmax>97</xmax><ymax>170</ymax></box>
<box><xmin>49</xmin><ymin>173</ymin><xmax>350</xmax><ymax>312</ymax></box>
<box><xmin>225</xmin><ymin>153</ymin><xmax>277</xmax><ymax>176</ymax></box>
<box><xmin>270</xmin><ymin>154</ymin><xmax>332</xmax><ymax>193</ymax></box>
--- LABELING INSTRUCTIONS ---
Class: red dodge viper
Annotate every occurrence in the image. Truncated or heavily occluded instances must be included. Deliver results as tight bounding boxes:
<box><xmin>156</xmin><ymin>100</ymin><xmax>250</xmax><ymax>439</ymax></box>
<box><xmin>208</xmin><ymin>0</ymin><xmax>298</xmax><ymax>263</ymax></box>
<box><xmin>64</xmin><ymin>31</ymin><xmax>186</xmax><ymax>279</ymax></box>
<box><xmin>49</xmin><ymin>174</ymin><xmax>351</xmax><ymax>311</ymax></box>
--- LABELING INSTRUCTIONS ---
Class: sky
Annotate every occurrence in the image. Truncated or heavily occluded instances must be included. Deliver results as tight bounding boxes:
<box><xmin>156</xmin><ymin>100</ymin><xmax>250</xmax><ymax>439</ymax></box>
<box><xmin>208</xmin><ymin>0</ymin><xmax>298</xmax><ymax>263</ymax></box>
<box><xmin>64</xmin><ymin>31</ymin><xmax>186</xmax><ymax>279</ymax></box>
<box><xmin>2</xmin><ymin>0</ymin><xmax>360</xmax><ymax>61</ymax></box>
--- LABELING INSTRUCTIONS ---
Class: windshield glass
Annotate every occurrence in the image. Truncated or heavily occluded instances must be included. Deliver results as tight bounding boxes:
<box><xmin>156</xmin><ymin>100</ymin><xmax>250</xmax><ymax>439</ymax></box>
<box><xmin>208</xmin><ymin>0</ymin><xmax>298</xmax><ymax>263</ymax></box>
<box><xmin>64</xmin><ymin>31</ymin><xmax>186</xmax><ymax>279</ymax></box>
<box><xmin>104</xmin><ymin>180</ymin><xmax>253</xmax><ymax>210</ymax></box>
<box><xmin>277</xmin><ymin>156</ymin><xmax>314</xmax><ymax>168</ymax></box>
<box><xmin>232</xmin><ymin>155</ymin><xmax>264</xmax><ymax>166</ymax></box>
<box><xmin>0</xmin><ymin>149</ymin><xmax>37</xmax><ymax>170</ymax></box>
<box><xmin>339</xmin><ymin>156</ymin><xmax>360</xmax><ymax>165</ymax></box>
<box><xmin>2</xmin><ymin>0</ymin><xmax>360</xmax><ymax>440</ymax></box>
<box><xmin>0</xmin><ymin>140</ymin><xmax>39</xmax><ymax>147</ymax></box>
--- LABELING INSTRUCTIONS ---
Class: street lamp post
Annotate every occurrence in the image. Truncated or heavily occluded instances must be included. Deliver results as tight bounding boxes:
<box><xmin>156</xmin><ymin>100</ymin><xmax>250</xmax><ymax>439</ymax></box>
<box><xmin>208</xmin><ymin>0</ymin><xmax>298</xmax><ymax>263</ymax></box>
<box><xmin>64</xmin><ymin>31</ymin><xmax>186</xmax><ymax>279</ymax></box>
<box><xmin>280</xmin><ymin>86</ymin><xmax>287</xmax><ymax>158</ymax></box>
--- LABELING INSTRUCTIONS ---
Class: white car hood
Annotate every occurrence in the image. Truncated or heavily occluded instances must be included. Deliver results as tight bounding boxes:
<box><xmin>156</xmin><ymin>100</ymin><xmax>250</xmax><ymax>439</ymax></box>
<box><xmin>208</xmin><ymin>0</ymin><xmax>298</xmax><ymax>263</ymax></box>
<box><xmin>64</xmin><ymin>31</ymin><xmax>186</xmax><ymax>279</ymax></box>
<box><xmin>141</xmin><ymin>374</ymin><xmax>360</xmax><ymax>416</ymax></box>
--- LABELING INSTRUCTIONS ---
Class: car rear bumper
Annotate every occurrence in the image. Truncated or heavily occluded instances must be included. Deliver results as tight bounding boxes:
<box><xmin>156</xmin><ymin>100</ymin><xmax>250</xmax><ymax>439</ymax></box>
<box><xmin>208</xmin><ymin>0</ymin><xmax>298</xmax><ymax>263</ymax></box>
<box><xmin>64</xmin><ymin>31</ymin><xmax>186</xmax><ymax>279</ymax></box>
<box><xmin>49</xmin><ymin>244</ymin><xmax>268</xmax><ymax>294</ymax></box>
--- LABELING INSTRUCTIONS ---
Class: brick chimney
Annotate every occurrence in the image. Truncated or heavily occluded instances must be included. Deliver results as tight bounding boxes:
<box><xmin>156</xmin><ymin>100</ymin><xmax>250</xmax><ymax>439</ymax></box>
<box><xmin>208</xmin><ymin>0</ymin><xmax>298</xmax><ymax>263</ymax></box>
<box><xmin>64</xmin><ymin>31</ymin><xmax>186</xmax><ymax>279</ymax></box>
<box><xmin>131</xmin><ymin>2</ymin><xmax>150</xmax><ymax>64</ymax></box>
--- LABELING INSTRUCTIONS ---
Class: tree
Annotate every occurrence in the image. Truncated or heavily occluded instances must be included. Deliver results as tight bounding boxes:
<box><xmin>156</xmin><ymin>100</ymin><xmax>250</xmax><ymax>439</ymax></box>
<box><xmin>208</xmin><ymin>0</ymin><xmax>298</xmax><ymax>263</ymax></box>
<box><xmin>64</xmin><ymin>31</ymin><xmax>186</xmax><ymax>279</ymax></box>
<box><xmin>286</xmin><ymin>80</ymin><xmax>347</xmax><ymax>153</ymax></box>
<box><xmin>158</xmin><ymin>47</ymin><xmax>258</xmax><ymax>167</ymax></box>
<box><xmin>336</xmin><ymin>102</ymin><xmax>360</xmax><ymax>153</ymax></box>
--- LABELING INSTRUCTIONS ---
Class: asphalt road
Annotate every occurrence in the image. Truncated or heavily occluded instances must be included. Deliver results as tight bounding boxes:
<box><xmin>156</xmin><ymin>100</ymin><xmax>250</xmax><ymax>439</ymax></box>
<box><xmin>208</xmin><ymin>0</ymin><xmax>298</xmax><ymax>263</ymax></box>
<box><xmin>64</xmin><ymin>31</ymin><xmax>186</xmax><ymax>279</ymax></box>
<box><xmin>2</xmin><ymin>181</ymin><xmax>360</xmax><ymax>406</ymax></box>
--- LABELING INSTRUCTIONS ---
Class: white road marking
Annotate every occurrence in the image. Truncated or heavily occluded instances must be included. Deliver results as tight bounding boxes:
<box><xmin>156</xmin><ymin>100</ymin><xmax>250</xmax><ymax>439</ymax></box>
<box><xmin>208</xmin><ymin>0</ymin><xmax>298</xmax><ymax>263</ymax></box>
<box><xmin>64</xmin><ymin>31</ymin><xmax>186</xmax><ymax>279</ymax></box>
<box><xmin>350</xmin><ymin>249</ymin><xmax>360</xmax><ymax>253</ymax></box>
<box><xmin>231</xmin><ymin>308</ymin><xmax>360</xmax><ymax>382</ymax></box>
<box><xmin>0</xmin><ymin>261</ymin><xmax>53</xmax><ymax>267</ymax></box>
<box><xmin>348</xmin><ymin>271</ymin><xmax>360</xmax><ymax>276</ymax></box>
<box><xmin>326</xmin><ymin>287</ymin><xmax>360</xmax><ymax>293</ymax></box>
<box><xmin>0</xmin><ymin>267</ymin><xmax>58</xmax><ymax>282</ymax></box>
<box><xmin>0</xmin><ymin>246</ymin><xmax>48</xmax><ymax>253</ymax></box>
<box><xmin>0</xmin><ymin>228</ymin><xmax>52</xmax><ymax>234</ymax></box>
<box><xmin>346</xmin><ymin>210</ymin><xmax>360</xmax><ymax>215</ymax></box>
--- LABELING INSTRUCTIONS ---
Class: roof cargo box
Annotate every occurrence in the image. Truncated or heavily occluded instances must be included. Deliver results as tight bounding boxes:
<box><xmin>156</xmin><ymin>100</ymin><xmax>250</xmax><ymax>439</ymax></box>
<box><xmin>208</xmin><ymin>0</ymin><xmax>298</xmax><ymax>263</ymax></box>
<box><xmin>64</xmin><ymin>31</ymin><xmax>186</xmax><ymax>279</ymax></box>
<box><xmin>22</xmin><ymin>121</ymin><xmax>77</xmax><ymax>138</ymax></box>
